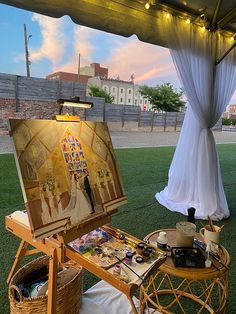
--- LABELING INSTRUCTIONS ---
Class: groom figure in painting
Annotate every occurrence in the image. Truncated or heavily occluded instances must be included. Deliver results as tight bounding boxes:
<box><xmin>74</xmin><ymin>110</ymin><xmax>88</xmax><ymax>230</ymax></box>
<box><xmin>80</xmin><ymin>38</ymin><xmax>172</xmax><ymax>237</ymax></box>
<box><xmin>83</xmin><ymin>170</ymin><xmax>95</xmax><ymax>214</ymax></box>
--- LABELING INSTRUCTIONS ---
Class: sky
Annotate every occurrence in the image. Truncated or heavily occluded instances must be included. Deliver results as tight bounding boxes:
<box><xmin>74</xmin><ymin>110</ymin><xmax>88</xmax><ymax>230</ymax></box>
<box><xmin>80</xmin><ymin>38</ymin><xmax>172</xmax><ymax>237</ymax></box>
<box><xmin>0</xmin><ymin>3</ymin><xmax>235</xmax><ymax>103</ymax></box>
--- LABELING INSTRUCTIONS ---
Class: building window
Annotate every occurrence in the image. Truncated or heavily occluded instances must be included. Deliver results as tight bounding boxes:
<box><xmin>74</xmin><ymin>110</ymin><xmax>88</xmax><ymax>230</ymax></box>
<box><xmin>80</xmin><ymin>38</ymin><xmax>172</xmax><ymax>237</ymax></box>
<box><xmin>120</xmin><ymin>88</ymin><xmax>123</xmax><ymax>93</ymax></box>
<box><xmin>128</xmin><ymin>99</ymin><xmax>131</xmax><ymax>103</ymax></box>
<box><xmin>112</xmin><ymin>87</ymin><xmax>116</xmax><ymax>93</ymax></box>
<box><xmin>128</xmin><ymin>89</ymin><xmax>131</xmax><ymax>94</ymax></box>
<box><xmin>135</xmin><ymin>99</ymin><xmax>137</xmax><ymax>104</ymax></box>
<box><xmin>120</xmin><ymin>98</ymin><xmax>123</xmax><ymax>102</ymax></box>
<box><xmin>144</xmin><ymin>99</ymin><xmax>147</xmax><ymax>104</ymax></box>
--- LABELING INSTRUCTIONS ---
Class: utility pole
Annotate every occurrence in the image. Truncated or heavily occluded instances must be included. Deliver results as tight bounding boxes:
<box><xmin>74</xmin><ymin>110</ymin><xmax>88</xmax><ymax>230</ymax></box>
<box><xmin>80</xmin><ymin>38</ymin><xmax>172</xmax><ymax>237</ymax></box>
<box><xmin>24</xmin><ymin>24</ymin><xmax>31</xmax><ymax>77</ymax></box>
<box><xmin>78</xmin><ymin>53</ymin><xmax>81</xmax><ymax>81</ymax></box>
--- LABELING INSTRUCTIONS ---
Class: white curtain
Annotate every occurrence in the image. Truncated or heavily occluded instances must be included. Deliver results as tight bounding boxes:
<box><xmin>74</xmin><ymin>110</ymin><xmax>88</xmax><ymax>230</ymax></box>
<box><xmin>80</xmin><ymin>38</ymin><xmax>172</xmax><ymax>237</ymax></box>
<box><xmin>156</xmin><ymin>15</ymin><xmax>236</xmax><ymax>220</ymax></box>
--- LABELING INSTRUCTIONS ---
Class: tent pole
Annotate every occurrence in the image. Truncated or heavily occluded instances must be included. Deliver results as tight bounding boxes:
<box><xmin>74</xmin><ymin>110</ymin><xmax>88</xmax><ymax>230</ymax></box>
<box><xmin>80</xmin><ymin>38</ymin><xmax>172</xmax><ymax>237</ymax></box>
<box><xmin>216</xmin><ymin>41</ymin><xmax>236</xmax><ymax>65</ymax></box>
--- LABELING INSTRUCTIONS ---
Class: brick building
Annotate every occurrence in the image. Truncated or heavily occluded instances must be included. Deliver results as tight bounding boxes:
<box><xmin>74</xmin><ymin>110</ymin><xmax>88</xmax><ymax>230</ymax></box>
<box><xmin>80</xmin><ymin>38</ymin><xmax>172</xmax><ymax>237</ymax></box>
<box><xmin>46</xmin><ymin>62</ymin><xmax>152</xmax><ymax>110</ymax></box>
<box><xmin>46</xmin><ymin>63</ymin><xmax>108</xmax><ymax>85</ymax></box>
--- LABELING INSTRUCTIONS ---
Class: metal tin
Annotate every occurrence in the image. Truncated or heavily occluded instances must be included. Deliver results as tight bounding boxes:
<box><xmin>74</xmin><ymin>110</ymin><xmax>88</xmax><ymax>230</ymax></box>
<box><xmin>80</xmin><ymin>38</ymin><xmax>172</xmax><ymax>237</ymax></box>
<box><xmin>135</xmin><ymin>256</ymin><xmax>144</xmax><ymax>263</ymax></box>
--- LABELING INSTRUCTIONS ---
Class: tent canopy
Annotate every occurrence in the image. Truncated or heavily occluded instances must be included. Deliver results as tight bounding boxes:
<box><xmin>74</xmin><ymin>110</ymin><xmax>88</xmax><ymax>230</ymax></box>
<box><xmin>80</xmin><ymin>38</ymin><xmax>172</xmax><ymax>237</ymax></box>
<box><xmin>1</xmin><ymin>0</ymin><xmax>236</xmax><ymax>221</ymax></box>
<box><xmin>1</xmin><ymin>0</ymin><xmax>236</xmax><ymax>49</ymax></box>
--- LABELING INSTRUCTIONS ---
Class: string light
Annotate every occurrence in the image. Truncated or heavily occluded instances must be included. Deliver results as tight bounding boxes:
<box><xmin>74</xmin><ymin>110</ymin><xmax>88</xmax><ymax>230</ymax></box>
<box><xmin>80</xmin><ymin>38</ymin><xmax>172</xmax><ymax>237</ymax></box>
<box><xmin>145</xmin><ymin>1</ymin><xmax>150</xmax><ymax>9</ymax></box>
<box><xmin>230</xmin><ymin>34</ymin><xmax>236</xmax><ymax>41</ymax></box>
<box><xmin>186</xmin><ymin>18</ymin><xmax>190</xmax><ymax>24</ymax></box>
<box><xmin>165</xmin><ymin>12</ymin><xmax>170</xmax><ymax>18</ymax></box>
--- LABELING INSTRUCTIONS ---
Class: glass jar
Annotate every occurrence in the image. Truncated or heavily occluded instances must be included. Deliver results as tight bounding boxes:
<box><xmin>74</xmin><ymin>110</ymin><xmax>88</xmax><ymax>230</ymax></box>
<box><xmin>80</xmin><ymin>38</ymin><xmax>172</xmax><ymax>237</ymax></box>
<box><xmin>137</xmin><ymin>242</ymin><xmax>145</xmax><ymax>255</ymax></box>
<box><xmin>113</xmin><ymin>264</ymin><xmax>121</xmax><ymax>276</ymax></box>
<box><xmin>142</xmin><ymin>249</ymin><xmax>151</xmax><ymax>262</ymax></box>
<box><xmin>157</xmin><ymin>231</ymin><xmax>167</xmax><ymax>249</ymax></box>
<box><xmin>125</xmin><ymin>252</ymin><xmax>133</xmax><ymax>265</ymax></box>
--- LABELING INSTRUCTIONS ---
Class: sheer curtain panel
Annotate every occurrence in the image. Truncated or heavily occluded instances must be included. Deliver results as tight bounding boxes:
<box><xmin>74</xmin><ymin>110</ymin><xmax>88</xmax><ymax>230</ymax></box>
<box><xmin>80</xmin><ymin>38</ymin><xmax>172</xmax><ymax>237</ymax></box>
<box><xmin>156</xmin><ymin>15</ymin><xmax>236</xmax><ymax>220</ymax></box>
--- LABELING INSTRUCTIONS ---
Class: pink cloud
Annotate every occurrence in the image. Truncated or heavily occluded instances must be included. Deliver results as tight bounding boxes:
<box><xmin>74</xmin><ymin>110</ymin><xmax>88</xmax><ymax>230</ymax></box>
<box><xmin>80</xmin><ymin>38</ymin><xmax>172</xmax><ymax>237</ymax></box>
<box><xmin>30</xmin><ymin>14</ymin><xmax>66</xmax><ymax>67</ymax></box>
<box><xmin>103</xmin><ymin>37</ymin><xmax>179</xmax><ymax>86</ymax></box>
<box><xmin>58</xmin><ymin>25</ymin><xmax>96</xmax><ymax>73</ymax></box>
<box><xmin>230</xmin><ymin>90</ymin><xmax>236</xmax><ymax>104</ymax></box>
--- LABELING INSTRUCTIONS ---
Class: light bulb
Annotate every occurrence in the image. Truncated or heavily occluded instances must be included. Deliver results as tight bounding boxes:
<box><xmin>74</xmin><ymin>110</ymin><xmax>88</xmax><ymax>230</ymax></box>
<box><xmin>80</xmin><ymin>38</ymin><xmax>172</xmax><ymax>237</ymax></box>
<box><xmin>145</xmin><ymin>2</ymin><xmax>150</xmax><ymax>9</ymax></box>
<box><xmin>165</xmin><ymin>12</ymin><xmax>170</xmax><ymax>18</ymax></box>
<box><xmin>186</xmin><ymin>18</ymin><xmax>190</xmax><ymax>24</ymax></box>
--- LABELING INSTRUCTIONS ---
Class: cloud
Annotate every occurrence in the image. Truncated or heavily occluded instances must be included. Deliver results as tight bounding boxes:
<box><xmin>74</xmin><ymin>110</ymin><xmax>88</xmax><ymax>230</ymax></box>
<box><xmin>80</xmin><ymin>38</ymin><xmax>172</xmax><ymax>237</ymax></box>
<box><xmin>24</xmin><ymin>14</ymin><xmax>179</xmax><ymax>87</ymax></box>
<box><xmin>103</xmin><ymin>37</ymin><xmax>178</xmax><ymax>86</ymax></box>
<box><xmin>57</xmin><ymin>25</ymin><xmax>96</xmax><ymax>73</ymax></box>
<box><xmin>13</xmin><ymin>53</ymin><xmax>25</xmax><ymax>63</ymax></box>
<box><xmin>30</xmin><ymin>14</ymin><xmax>66</xmax><ymax>67</ymax></box>
<box><xmin>231</xmin><ymin>90</ymin><xmax>236</xmax><ymax>104</ymax></box>
<box><xmin>74</xmin><ymin>26</ymin><xmax>95</xmax><ymax>65</ymax></box>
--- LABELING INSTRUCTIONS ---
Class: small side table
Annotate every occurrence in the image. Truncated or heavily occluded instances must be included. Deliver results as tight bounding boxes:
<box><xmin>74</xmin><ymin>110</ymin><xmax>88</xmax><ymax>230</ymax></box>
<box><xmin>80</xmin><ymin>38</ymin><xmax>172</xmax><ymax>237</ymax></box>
<box><xmin>140</xmin><ymin>229</ymin><xmax>230</xmax><ymax>314</ymax></box>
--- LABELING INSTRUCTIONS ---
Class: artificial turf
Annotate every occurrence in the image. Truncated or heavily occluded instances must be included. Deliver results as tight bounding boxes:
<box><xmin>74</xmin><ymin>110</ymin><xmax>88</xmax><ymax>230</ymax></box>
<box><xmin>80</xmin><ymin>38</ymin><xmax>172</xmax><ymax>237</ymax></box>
<box><xmin>0</xmin><ymin>144</ymin><xmax>236</xmax><ymax>313</ymax></box>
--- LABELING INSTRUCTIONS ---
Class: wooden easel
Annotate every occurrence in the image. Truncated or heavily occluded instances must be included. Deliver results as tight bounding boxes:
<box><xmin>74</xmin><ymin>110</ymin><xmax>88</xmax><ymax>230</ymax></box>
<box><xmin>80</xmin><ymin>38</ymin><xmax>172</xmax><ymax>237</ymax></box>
<box><xmin>6</xmin><ymin>210</ymin><xmax>165</xmax><ymax>314</ymax></box>
<box><xmin>7</xmin><ymin>116</ymin><xmax>165</xmax><ymax>313</ymax></box>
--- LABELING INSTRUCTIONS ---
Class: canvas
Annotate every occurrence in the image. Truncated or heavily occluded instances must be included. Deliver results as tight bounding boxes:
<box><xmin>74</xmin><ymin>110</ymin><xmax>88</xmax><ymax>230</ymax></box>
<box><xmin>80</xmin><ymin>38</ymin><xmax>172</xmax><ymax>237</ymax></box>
<box><xmin>9</xmin><ymin>119</ymin><xmax>127</xmax><ymax>240</ymax></box>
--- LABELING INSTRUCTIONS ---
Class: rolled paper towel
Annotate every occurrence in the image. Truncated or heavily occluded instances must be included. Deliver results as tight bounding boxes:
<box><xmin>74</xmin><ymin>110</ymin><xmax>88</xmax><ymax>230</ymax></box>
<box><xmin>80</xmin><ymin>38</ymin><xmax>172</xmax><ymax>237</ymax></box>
<box><xmin>10</xmin><ymin>210</ymin><xmax>30</xmax><ymax>227</ymax></box>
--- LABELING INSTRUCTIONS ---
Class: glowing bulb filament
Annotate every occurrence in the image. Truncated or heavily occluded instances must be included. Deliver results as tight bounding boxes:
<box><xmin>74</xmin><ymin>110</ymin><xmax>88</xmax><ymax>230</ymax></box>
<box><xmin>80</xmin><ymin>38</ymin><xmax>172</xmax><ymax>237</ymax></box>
<box><xmin>145</xmin><ymin>2</ymin><xmax>150</xmax><ymax>9</ymax></box>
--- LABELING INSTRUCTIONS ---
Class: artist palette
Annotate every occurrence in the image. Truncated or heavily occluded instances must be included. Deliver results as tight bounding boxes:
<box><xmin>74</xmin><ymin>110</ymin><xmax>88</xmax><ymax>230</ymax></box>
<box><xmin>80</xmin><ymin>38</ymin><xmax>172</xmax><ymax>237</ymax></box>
<box><xmin>69</xmin><ymin>228</ymin><xmax>135</xmax><ymax>269</ymax></box>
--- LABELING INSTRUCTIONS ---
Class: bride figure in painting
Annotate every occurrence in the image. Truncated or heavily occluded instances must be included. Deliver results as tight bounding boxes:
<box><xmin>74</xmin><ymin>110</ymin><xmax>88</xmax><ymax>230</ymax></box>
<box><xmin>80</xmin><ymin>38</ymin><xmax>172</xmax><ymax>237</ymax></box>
<box><xmin>66</xmin><ymin>173</ymin><xmax>92</xmax><ymax>225</ymax></box>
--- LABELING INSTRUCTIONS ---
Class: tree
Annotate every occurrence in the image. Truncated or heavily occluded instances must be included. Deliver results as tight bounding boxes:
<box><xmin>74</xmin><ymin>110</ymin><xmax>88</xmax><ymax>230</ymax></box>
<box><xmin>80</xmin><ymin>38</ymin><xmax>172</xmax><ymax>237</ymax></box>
<box><xmin>88</xmin><ymin>85</ymin><xmax>114</xmax><ymax>104</ymax></box>
<box><xmin>139</xmin><ymin>83</ymin><xmax>186</xmax><ymax>112</ymax></box>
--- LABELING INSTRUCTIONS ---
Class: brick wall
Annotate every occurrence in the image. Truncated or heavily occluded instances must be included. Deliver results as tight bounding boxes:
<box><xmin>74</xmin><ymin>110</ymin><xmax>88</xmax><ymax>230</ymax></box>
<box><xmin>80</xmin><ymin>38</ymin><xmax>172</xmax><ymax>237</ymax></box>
<box><xmin>0</xmin><ymin>98</ymin><xmax>86</xmax><ymax>135</ymax></box>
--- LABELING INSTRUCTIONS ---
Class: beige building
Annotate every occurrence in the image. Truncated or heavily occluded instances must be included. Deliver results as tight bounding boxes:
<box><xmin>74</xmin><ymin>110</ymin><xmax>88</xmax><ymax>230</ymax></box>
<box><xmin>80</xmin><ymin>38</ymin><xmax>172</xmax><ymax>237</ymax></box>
<box><xmin>223</xmin><ymin>104</ymin><xmax>236</xmax><ymax>118</ymax></box>
<box><xmin>87</xmin><ymin>76</ymin><xmax>152</xmax><ymax>110</ymax></box>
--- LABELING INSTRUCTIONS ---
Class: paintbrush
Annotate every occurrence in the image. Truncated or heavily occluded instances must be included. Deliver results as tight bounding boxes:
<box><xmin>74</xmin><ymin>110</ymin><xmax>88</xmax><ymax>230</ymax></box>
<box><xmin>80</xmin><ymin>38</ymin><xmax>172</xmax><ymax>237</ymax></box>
<box><xmin>218</xmin><ymin>225</ymin><xmax>225</xmax><ymax>232</ymax></box>
<box><xmin>208</xmin><ymin>216</ymin><xmax>216</xmax><ymax>232</ymax></box>
<box><xmin>194</xmin><ymin>239</ymin><xmax>230</xmax><ymax>270</ymax></box>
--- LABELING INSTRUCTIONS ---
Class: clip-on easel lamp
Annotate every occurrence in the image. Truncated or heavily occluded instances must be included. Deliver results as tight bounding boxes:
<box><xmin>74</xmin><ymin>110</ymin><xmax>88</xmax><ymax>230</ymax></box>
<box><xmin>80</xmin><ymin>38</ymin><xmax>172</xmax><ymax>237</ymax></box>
<box><xmin>56</xmin><ymin>97</ymin><xmax>94</xmax><ymax>122</ymax></box>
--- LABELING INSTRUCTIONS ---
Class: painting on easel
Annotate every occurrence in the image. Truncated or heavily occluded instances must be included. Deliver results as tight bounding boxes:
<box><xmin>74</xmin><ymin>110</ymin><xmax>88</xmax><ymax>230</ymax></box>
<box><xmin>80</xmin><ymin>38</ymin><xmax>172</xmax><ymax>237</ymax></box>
<box><xmin>9</xmin><ymin>119</ymin><xmax>127</xmax><ymax>240</ymax></box>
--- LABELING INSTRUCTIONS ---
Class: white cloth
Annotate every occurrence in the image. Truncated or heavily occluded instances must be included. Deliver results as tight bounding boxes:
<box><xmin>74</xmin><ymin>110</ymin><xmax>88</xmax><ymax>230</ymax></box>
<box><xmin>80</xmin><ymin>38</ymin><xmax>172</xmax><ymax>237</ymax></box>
<box><xmin>10</xmin><ymin>210</ymin><xmax>30</xmax><ymax>227</ymax></box>
<box><xmin>156</xmin><ymin>14</ymin><xmax>236</xmax><ymax>220</ymax></box>
<box><xmin>80</xmin><ymin>280</ymin><xmax>160</xmax><ymax>314</ymax></box>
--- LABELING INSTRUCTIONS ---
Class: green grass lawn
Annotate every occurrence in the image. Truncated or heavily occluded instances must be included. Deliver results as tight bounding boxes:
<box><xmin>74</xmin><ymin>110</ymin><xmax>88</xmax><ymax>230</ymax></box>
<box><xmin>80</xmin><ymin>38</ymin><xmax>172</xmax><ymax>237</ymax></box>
<box><xmin>1</xmin><ymin>144</ymin><xmax>236</xmax><ymax>313</ymax></box>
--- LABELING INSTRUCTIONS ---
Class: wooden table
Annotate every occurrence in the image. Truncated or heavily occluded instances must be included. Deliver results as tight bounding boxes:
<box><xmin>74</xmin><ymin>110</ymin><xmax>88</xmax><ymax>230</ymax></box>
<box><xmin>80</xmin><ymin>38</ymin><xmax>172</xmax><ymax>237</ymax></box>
<box><xmin>140</xmin><ymin>229</ymin><xmax>230</xmax><ymax>314</ymax></box>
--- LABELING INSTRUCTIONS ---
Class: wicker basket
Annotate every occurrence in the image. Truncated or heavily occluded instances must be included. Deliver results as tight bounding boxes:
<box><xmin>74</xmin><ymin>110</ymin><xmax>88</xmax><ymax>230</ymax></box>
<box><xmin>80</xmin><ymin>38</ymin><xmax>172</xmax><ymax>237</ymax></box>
<box><xmin>9</xmin><ymin>255</ymin><xmax>83</xmax><ymax>314</ymax></box>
